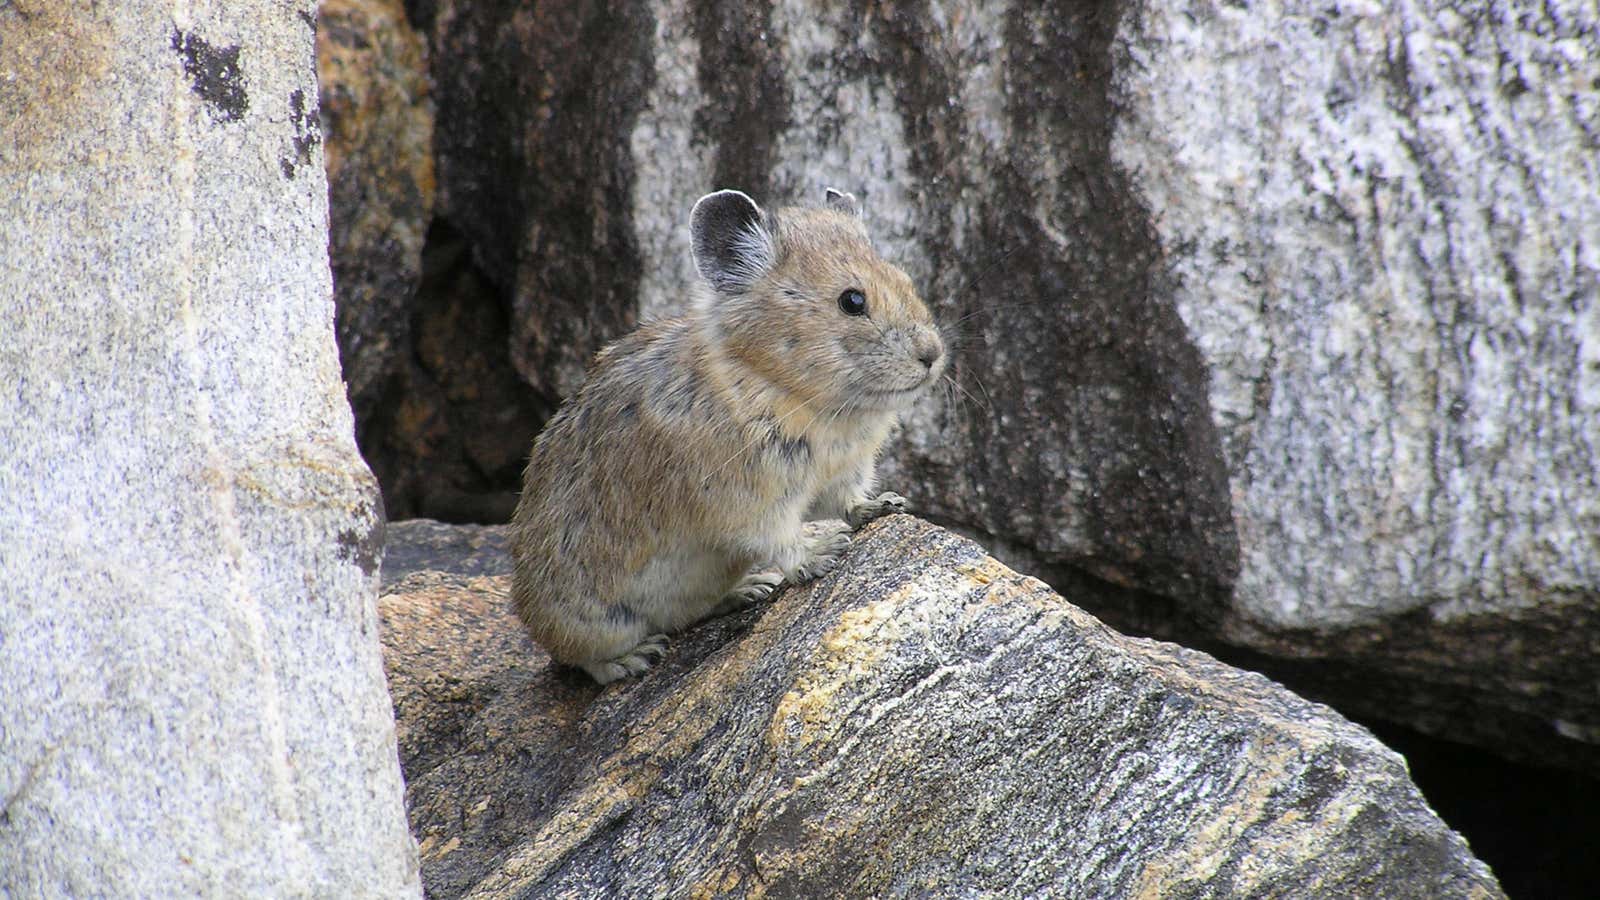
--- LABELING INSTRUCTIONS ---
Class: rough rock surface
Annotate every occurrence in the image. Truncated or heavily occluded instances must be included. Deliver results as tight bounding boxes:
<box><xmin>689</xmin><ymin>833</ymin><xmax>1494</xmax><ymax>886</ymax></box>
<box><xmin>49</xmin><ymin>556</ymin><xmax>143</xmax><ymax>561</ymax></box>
<box><xmin>390</xmin><ymin>0</ymin><xmax>1600</xmax><ymax>772</ymax></box>
<box><xmin>355</xmin><ymin>229</ymin><xmax>547</xmax><ymax>523</ymax></box>
<box><xmin>1110</xmin><ymin>0</ymin><xmax>1600</xmax><ymax>767</ymax></box>
<box><xmin>382</xmin><ymin>519</ymin><xmax>511</xmax><ymax>590</ymax></box>
<box><xmin>417</xmin><ymin>0</ymin><xmax>652</xmax><ymax>406</ymax></box>
<box><xmin>318</xmin><ymin>0</ymin><xmax>544</xmax><ymax>522</ymax></box>
<box><xmin>319</xmin><ymin>0</ymin><xmax>435</xmax><ymax>424</ymax></box>
<box><xmin>0</xmin><ymin>2</ymin><xmax>419</xmax><ymax>895</ymax></box>
<box><xmin>381</xmin><ymin>517</ymin><xmax>1501</xmax><ymax>899</ymax></box>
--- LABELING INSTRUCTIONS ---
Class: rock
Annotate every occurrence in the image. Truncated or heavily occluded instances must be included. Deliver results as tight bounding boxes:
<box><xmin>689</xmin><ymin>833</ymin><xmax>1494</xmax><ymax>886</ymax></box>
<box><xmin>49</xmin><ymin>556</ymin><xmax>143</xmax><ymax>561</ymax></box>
<box><xmin>0</xmin><ymin>2</ymin><xmax>419</xmax><ymax>895</ymax></box>
<box><xmin>381</xmin><ymin>518</ymin><xmax>511</xmax><ymax>591</ymax></box>
<box><xmin>317</xmin><ymin>2</ymin><xmax>544</xmax><ymax>522</ymax></box>
<box><xmin>318</xmin><ymin>0</ymin><xmax>435</xmax><ymax>422</ymax></box>
<box><xmin>403</xmin><ymin>0</ymin><xmax>1600</xmax><ymax>772</ymax></box>
<box><xmin>381</xmin><ymin>517</ymin><xmax>1502</xmax><ymax>898</ymax></box>
<box><xmin>419</xmin><ymin>0</ymin><xmax>1239</xmax><ymax>602</ymax></box>
<box><xmin>354</xmin><ymin>229</ymin><xmax>547</xmax><ymax>522</ymax></box>
<box><xmin>1108</xmin><ymin>0</ymin><xmax>1600</xmax><ymax>770</ymax></box>
<box><xmin>422</xmin><ymin>0</ymin><xmax>651</xmax><ymax>403</ymax></box>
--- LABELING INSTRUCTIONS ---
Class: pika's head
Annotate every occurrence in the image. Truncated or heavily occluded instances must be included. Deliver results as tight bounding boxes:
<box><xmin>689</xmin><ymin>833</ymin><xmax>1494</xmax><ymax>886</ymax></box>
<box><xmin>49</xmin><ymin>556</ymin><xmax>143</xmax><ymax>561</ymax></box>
<box><xmin>690</xmin><ymin>188</ymin><xmax>946</xmax><ymax>416</ymax></box>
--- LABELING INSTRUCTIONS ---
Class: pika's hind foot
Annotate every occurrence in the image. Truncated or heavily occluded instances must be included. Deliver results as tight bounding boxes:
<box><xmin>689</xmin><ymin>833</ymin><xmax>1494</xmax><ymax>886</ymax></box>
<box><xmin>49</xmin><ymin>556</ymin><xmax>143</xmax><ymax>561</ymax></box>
<box><xmin>786</xmin><ymin>525</ymin><xmax>851</xmax><ymax>584</ymax></box>
<box><xmin>581</xmin><ymin>633</ymin><xmax>670</xmax><ymax>685</ymax></box>
<box><xmin>846</xmin><ymin>491</ymin><xmax>908</xmax><ymax>529</ymax></box>
<box><xmin>713</xmin><ymin>571</ymin><xmax>784</xmax><ymax>616</ymax></box>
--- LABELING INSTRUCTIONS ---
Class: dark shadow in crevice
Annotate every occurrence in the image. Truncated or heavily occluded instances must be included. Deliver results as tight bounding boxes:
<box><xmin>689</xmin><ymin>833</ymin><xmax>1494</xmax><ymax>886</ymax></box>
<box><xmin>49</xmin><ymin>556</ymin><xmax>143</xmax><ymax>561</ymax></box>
<box><xmin>358</xmin><ymin>218</ymin><xmax>551</xmax><ymax>525</ymax></box>
<box><xmin>1364</xmin><ymin>721</ymin><xmax>1600</xmax><ymax>900</ymax></box>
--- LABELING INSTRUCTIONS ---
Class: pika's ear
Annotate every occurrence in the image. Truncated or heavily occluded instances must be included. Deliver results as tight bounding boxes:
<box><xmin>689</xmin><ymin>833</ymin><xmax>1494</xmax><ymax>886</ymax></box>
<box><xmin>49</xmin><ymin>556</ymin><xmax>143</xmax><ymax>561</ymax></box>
<box><xmin>691</xmin><ymin>190</ymin><xmax>776</xmax><ymax>294</ymax></box>
<box><xmin>824</xmin><ymin>187</ymin><xmax>861</xmax><ymax>217</ymax></box>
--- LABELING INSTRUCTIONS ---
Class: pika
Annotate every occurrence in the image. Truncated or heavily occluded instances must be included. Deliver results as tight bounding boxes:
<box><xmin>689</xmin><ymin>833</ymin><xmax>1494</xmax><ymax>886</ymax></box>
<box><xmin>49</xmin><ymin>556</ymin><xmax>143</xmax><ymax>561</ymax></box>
<box><xmin>509</xmin><ymin>188</ymin><xmax>946</xmax><ymax>683</ymax></box>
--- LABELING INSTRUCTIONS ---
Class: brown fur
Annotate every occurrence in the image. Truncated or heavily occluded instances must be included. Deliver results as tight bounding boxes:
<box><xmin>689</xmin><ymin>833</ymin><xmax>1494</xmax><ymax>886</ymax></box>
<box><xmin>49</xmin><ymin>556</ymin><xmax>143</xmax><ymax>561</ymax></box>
<box><xmin>509</xmin><ymin>190</ymin><xmax>945</xmax><ymax>683</ymax></box>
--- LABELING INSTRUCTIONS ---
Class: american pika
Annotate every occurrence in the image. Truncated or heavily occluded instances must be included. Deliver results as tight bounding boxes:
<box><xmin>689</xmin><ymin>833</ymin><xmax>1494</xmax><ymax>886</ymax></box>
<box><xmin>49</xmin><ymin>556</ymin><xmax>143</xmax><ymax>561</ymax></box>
<box><xmin>509</xmin><ymin>188</ymin><xmax>946</xmax><ymax>683</ymax></box>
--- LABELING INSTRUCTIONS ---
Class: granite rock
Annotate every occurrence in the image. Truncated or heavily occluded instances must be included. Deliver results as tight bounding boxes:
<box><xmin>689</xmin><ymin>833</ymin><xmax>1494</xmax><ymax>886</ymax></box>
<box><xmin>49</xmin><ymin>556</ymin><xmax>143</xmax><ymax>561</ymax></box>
<box><xmin>317</xmin><ymin>1</ymin><xmax>544</xmax><ymax>522</ymax></box>
<box><xmin>381</xmin><ymin>517</ymin><xmax>1502</xmax><ymax>899</ymax></box>
<box><xmin>0</xmin><ymin>2</ymin><xmax>419</xmax><ymax>894</ymax></box>
<box><xmin>381</xmin><ymin>518</ymin><xmax>512</xmax><ymax>591</ymax></box>
<box><xmin>1109</xmin><ymin>0</ymin><xmax>1600</xmax><ymax>768</ymax></box>
<box><xmin>319</xmin><ymin>0</ymin><xmax>435</xmax><ymax>421</ymax></box>
<box><xmin>416</xmin><ymin>0</ymin><xmax>1239</xmax><ymax>595</ymax></box>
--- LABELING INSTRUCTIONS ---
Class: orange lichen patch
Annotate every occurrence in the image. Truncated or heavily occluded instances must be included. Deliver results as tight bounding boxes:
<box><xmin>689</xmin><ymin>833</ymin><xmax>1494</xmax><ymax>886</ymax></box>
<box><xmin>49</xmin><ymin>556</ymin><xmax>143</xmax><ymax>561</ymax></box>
<box><xmin>1126</xmin><ymin>734</ymin><xmax>1424</xmax><ymax>898</ymax></box>
<box><xmin>229</xmin><ymin>439</ymin><xmax>379</xmax><ymax>510</ymax></box>
<box><xmin>954</xmin><ymin>559</ymin><xmax>1003</xmax><ymax>586</ymax></box>
<box><xmin>464</xmin><ymin>773</ymin><xmax>643</xmax><ymax>899</ymax></box>
<box><xmin>767</xmin><ymin>555</ymin><xmax>1045</xmax><ymax>755</ymax></box>
<box><xmin>464</xmin><ymin>598</ymin><xmax>788</xmax><ymax>897</ymax></box>
<box><xmin>686</xmin><ymin>864</ymin><xmax>747</xmax><ymax>899</ymax></box>
<box><xmin>1128</xmin><ymin>737</ymin><xmax>1300</xmax><ymax>898</ymax></box>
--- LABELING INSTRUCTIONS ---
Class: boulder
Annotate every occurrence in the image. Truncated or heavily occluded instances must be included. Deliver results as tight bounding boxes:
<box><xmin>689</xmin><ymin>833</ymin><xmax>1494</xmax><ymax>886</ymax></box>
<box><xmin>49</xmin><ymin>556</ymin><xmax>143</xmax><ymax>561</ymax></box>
<box><xmin>395</xmin><ymin>0</ymin><xmax>1600</xmax><ymax>772</ymax></box>
<box><xmin>1109</xmin><ymin>0</ymin><xmax>1600</xmax><ymax>770</ymax></box>
<box><xmin>419</xmin><ymin>0</ymin><xmax>653</xmax><ymax>405</ymax></box>
<box><xmin>381</xmin><ymin>517</ymin><xmax>1501</xmax><ymax>898</ymax></box>
<box><xmin>0</xmin><ymin>2</ymin><xmax>419</xmax><ymax>894</ymax></box>
<box><xmin>380</xmin><ymin>519</ymin><xmax>511</xmax><ymax>591</ymax></box>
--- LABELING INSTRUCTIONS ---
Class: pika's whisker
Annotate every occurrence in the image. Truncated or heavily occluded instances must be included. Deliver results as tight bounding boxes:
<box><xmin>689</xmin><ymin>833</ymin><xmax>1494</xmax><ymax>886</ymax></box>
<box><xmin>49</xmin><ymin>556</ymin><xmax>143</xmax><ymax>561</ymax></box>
<box><xmin>819</xmin><ymin>393</ymin><xmax>856</xmax><ymax>435</ymax></box>
<box><xmin>948</xmin><ymin>297</ymin><xmax>1050</xmax><ymax>330</ymax></box>
<box><xmin>942</xmin><ymin>372</ymin><xmax>992</xmax><ymax>415</ymax></box>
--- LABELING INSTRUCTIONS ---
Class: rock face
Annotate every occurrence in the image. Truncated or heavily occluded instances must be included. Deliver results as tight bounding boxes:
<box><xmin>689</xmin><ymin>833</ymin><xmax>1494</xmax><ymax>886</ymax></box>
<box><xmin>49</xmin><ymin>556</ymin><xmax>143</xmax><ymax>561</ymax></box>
<box><xmin>1109</xmin><ymin>0</ymin><xmax>1600</xmax><ymax>768</ymax></box>
<box><xmin>376</xmin><ymin>0</ymin><xmax>1600</xmax><ymax>773</ymax></box>
<box><xmin>318</xmin><ymin>0</ymin><xmax>546</xmax><ymax>523</ymax></box>
<box><xmin>418</xmin><ymin>0</ymin><xmax>653</xmax><ymax>405</ymax></box>
<box><xmin>380</xmin><ymin>519</ymin><xmax>511</xmax><ymax>591</ymax></box>
<box><xmin>417</xmin><ymin>0</ymin><xmax>1240</xmax><ymax>599</ymax></box>
<box><xmin>381</xmin><ymin>517</ymin><xmax>1502</xmax><ymax>898</ymax></box>
<box><xmin>0</xmin><ymin>2</ymin><xmax>419</xmax><ymax>895</ymax></box>
<box><xmin>319</xmin><ymin>0</ymin><xmax>435</xmax><ymax>426</ymax></box>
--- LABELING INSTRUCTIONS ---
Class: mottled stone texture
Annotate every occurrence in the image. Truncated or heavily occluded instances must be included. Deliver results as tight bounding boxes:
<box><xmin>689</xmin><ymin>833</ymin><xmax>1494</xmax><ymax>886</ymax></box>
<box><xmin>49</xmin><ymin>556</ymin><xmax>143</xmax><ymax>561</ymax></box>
<box><xmin>381</xmin><ymin>518</ymin><xmax>1502</xmax><ymax>899</ymax></box>
<box><xmin>382</xmin><ymin>519</ymin><xmax>511</xmax><ymax>590</ymax></box>
<box><xmin>320</xmin><ymin>0</ymin><xmax>435</xmax><ymax>423</ymax></box>
<box><xmin>0</xmin><ymin>1</ymin><xmax>419</xmax><ymax>895</ymax></box>
<box><xmin>318</xmin><ymin>0</ymin><xmax>544</xmax><ymax>522</ymax></box>
<box><xmin>1110</xmin><ymin>0</ymin><xmax>1600</xmax><ymax>768</ymax></box>
<box><xmin>422</xmin><ymin>0</ymin><xmax>653</xmax><ymax>402</ymax></box>
<box><xmin>384</xmin><ymin>0</ymin><xmax>1599</xmax><ymax>773</ymax></box>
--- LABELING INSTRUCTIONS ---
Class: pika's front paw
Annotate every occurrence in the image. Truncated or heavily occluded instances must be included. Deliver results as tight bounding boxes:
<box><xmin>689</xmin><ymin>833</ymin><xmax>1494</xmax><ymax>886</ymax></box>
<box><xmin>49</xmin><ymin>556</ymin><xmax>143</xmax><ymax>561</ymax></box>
<box><xmin>713</xmin><ymin>571</ymin><xmax>784</xmax><ymax>616</ymax></box>
<box><xmin>581</xmin><ymin>633</ymin><xmax>670</xmax><ymax>685</ymax></box>
<box><xmin>787</xmin><ymin>525</ymin><xmax>851</xmax><ymax>584</ymax></box>
<box><xmin>846</xmin><ymin>491</ymin><xmax>909</xmax><ymax>529</ymax></box>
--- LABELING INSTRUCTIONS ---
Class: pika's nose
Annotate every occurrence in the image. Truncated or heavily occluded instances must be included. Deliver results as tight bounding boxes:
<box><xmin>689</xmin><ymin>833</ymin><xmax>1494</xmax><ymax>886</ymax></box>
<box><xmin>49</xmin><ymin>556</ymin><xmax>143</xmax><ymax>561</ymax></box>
<box><xmin>914</xmin><ymin>331</ymin><xmax>944</xmax><ymax>371</ymax></box>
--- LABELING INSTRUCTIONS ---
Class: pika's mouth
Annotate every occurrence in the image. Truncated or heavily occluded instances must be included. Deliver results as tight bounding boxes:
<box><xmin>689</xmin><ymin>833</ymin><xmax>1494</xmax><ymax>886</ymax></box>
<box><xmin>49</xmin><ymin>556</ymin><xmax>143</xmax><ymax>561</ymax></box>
<box><xmin>862</xmin><ymin>378</ymin><xmax>935</xmax><ymax>401</ymax></box>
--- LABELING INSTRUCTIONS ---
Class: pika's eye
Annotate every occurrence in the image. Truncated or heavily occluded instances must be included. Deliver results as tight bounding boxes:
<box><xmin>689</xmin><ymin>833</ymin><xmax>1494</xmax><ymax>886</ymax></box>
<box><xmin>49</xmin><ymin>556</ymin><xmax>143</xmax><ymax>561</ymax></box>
<box><xmin>838</xmin><ymin>289</ymin><xmax>867</xmax><ymax>317</ymax></box>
